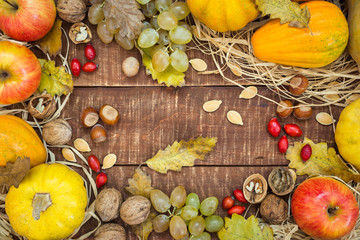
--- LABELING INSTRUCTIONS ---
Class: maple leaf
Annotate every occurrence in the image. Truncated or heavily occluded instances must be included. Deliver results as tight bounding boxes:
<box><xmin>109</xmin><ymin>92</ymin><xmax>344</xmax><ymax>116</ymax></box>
<box><xmin>131</xmin><ymin>210</ymin><xmax>156</xmax><ymax>240</ymax></box>
<box><xmin>146</xmin><ymin>136</ymin><xmax>217</xmax><ymax>174</ymax></box>
<box><xmin>218</xmin><ymin>214</ymin><xmax>274</xmax><ymax>240</ymax></box>
<box><xmin>125</xmin><ymin>168</ymin><xmax>153</xmax><ymax>198</ymax></box>
<box><xmin>143</xmin><ymin>54</ymin><xmax>185</xmax><ymax>87</ymax></box>
<box><xmin>38</xmin><ymin>59</ymin><xmax>73</xmax><ymax>96</ymax></box>
<box><xmin>103</xmin><ymin>0</ymin><xmax>145</xmax><ymax>40</ymax></box>
<box><xmin>286</xmin><ymin>138</ymin><xmax>360</xmax><ymax>183</ymax></box>
<box><xmin>255</xmin><ymin>0</ymin><xmax>311</xmax><ymax>29</ymax></box>
<box><xmin>36</xmin><ymin>19</ymin><xmax>62</xmax><ymax>57</ymax></box>
<box><xmin>0</xmin><ymin>157</ymin><xmax>30</xmax><ymax>188</ymax></box>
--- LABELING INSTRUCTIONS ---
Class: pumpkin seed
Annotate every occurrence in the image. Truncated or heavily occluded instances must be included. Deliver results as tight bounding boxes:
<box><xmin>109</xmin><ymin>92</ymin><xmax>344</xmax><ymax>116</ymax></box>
<box><xmin>74</xmin><ymin>138</ymin><xmax>91</xmax><ymax>152</ymax></box>
<box><xmin>228</xmin><ymin>62</ymin><xmax>242</xmax><ymax>76</ymax></box>
<box><xmin>316</xmin><ymin>112</ymin><xmax>335</xmax><ymax>125</ymax></box>
<box><xmin>62</xmin><ymin>148</ymin><xmax>76</xmax><ymax>162</ymax></box>
<box><xmin>345</xmin><ymin>94</ymin><xmax>360</xmax><ymax>105</ymax></box>
<box><xmin>189</xmin><ymin>59</ymin><xmax>207</xmax><ymax>72</ymax></box>
<box><xmin>239</xmin><ymin>86</ymin><xmax>258</xmax><ymax>99</ymax></box>
<box><xmin>203</xmin><ymin>100</ymin><xmax>222</xmax><ymax>113</ymax></box>
<box><xmin>102</xmin><ymin>153</ymin><xmax>117</xmax><ymax>169</ymax></box>
<box><xmin>227</xmin><ymin>110</ymin><xmax>243</xmax><ymax>125</ymax></box>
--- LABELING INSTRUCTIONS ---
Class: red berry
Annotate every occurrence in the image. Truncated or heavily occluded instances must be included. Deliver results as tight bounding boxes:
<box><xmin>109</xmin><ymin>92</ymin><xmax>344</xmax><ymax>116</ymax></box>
<box><xmin>227</xmin><ymin>205</ymin><xmax>246</xmax><ymax>215</ymax></box>
<box><xmin>278</xmin><ymin>135</ymin><xmax>289</xmax><ymax>153</ymax></box>
<box><xmin>87</xmin><ymin>155</ymin><xmax>100</xmax><ymax>172</ymax></box>
<box><xmin>96</xmin><ymin>172</ymin><xmax>107</xmax><ymax>188</ymax></box>
<box><xmin>222</xmin><ymin>196</ymin><xmax>235</xmax><ymax>209</ymax></box>
<box><xmin>70</xmin><ymin>58</ymin><xmax>81</xmax><ymax>77</ymax></box>
<box><xmin>268</xmin><ymin>117</ymin><xmax>281</xmax><ymax>137</ymax></box>
<box><xmin>82</xmin><ymin>62</ymin><xmax>98</xmax><ymax>73</ymax></box>
<box><xmin>301</xmin><ymin>144</ymin><xmax>312</xmax><ymax>161</ymax></box>
<box><xmin>233</xmin><ymin>189</ymin><xmax>247</xmax><ymax>203</ymax></box>
<box><xmin>284</xmin><ymin>124</ymin><xmax>302</xmax><ymax>137</ymax></box>
<box><xmin>85</xmin><ymin>44</ymin><xmax>96</xmax><ymax>61</ymax></box>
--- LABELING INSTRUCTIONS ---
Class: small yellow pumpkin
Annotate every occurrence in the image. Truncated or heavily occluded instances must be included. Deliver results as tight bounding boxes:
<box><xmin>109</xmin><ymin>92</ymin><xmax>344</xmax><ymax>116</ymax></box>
<box><xmin>5</xmin><ymin>163</ymin><xmax>87</xmax><ymax>240</ymax></box>
<box><xmin>347</xmin><ymin>0</ymin><xmax>360</xmax><ymax>66</ymax></box>
<box><xmin>187</xmin><ymin>0</ymin><xmax>259</xmax><ymax>32</ymax></box>
<box><xmin>0</xmin><ymin>115</ymin><xmax>46</xmax><ymax>167</ymax></box>
<box><xmin>335</xmin><ymin>99</ymin><xmax>360</xmax><ymax>170</ymax></box>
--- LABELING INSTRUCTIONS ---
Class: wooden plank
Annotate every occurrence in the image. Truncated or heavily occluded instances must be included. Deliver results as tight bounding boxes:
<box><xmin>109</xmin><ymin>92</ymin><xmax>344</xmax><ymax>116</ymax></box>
<box><xmin>53</xmin><ymin>86</ymin><xmax>341</xmax><ymax>166</ymax></box>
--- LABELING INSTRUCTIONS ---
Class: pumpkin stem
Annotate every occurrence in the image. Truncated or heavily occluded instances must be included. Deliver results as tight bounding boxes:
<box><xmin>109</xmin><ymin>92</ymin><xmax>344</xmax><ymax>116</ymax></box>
<box><xmin>32</xmin><ymin>193</ymin><xmax>52</xmax><ymax>221</ymax></box>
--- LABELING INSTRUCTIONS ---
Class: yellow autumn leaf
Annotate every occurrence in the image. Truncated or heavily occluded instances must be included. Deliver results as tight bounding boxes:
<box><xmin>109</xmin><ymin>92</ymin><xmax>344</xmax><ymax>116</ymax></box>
<box><xmin>146</xmin><ymin>136</ymin><xmax>217</xmax><ymax>174</ymax></box>
<box><xmin>125</xmin><ymin>168</ymin><xmax>153</xmax><ymax>198</ymax></box>
<box><xmin>131</xmin><ymin>210</ymin><xmax>156</xmax><ymax>240</ymax></box>
<box><xmin>37</xmin><ymin>19</ymin><xmax>62</xmax><ymax>57</ymax></box>
<box><xmin>286</xmin><ymin>138</ymin><xmax>360</xmax><ymax>182</ymax></box>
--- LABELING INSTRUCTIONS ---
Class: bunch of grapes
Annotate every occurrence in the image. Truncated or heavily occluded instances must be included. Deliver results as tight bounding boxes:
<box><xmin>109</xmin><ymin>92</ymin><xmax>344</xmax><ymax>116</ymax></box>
<box><xmin>150</xmin><ymin>186</ymin><xmax>224</xmax><ymax>240</ymax></box>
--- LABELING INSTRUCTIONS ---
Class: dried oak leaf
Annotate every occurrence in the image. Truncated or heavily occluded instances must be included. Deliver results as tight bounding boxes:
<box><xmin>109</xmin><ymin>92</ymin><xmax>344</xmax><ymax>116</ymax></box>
<box><xmin>146</xmin><ymin>136</ymin><xmax>217</xmax><ymax>174</ymax></box>
<box><xmin>218</xmin><ymin>214</ymin><xmax>274</xmax><ymax>240</ymax></box>
<box><xmin>125</xmin><ymin>168</ymin><xmax>153</xmax><ymax>198</ymax></box>
<box><xmin>103</xmin><ymin>0</ymin><xmax>144</xmax><ymax>40</ymax></box>
<box><xmin>0</xmin><ymin>157</ymin><xmax>30</xmax><ymax>188</ymax></box>
<box><xmin>37</xmin><ymin>19</ymin><xmax>62</xmax><ymax>57</ymax></box>
<box><xmin>38</xmin><ymin>59</ymin><xmax>73</xmax><ymax>96</ymax></box>
<box><xmin>131</xmin><ymin>209</ymin><xmax>156</xmax><ymax>240</ymax></box>
<box><xmin>286</xmin><ymin>138</ymin><xmax>360</xmax><ymax>182</ymax></box>
<box><xmin>255</xmin><ymin>0</ymin><xmax>311</xmax><ymax>29</ymax></box>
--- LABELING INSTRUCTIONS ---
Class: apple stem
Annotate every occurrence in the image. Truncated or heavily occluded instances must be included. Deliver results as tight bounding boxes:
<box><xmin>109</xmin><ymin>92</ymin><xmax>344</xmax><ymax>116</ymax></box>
<box><xmin>2</xmin><ymin>0</ymin><xmax>18</xmax><ymax>9</ymax></box>
<box><xmin>327</xmin><ymin>206</ymin><xmax>339</xmax><ymax>216</ymax></box>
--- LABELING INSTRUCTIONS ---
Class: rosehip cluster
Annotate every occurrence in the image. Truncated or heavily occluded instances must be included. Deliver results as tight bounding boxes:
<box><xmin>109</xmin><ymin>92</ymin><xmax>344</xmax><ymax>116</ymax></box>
<box><xmin>222</xmin><ymin>189</ymin><xmax>248</xmax><ymax>216</ymax></box>
<box><xmin>70</xmin><ymin>44</ymin><xmax>98</xmax><ymax>77</ymax></box>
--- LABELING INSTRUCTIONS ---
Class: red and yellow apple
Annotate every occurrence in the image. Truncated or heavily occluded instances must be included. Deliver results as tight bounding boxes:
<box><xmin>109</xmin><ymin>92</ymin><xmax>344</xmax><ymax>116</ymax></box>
<box><xmin>0</xmin><ymin>0</ymin><xmax>56</xmax><ymax>42</ymax></box>
<box><xmin>291</xmin><ymin>177</ymin><xmax>359</xmax><ymax>239</ymax></box>
<box><xmin>0</xmin><ymin>41</ymin><xmax>41</xmax><ymax>105</ymax></box>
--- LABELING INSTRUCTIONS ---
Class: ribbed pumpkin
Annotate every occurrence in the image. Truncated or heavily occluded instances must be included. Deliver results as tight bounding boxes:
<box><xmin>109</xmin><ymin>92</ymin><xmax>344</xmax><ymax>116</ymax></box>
<box><xmin>187</xmin><ymin>0</ymin><xmax>259</xmax><ymax>32</ymax></box>
<box><xmin>251</xmin><ymin>1</ymin><xmax>349</xmax><ymax>68</ymax></box>
<box><xmin>0</xmin><ymin>115</ymin><xmax>46</xmax><ymax>167</ymax></box>
<box><xmin>5</xmin><ymin>163</ymin><xmax>87</xmax><ymax>240</ymax></box>
<box><xmin>347</xmin><ymin>0</ymin><xmax>360</xmax><ymax>66</ymax></box>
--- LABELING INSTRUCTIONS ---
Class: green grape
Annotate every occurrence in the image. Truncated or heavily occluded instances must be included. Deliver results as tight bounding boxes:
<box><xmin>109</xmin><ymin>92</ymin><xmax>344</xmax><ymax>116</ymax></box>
<box><xmin>170</xmin><ymin>186</ymin><xmax>187</xmax><ymax>208</ymax></box>
<box><xmin>169</xmin><ymin>26</ymin><xmax>192</xmax><ymax>44</ymax></box>
<box><xmin>155</xmin><ymin>0</ymin><xmax>172</xmax><ymax>12</ymax></box>
<box><xmin>170</xmin><ymin>2</ymin><xmax>190</xmax><ymax>20</ymax></box>
<box><xmin>115</xmin><ymin>33</ymin><xmax>134</xmax><ymax>50</ymax></box>
<box><xmin>170</xmin><ymin>49</ymin><xmax>189</xmax><ymax>72</ymax></box>
<box><xmin>152</xmin><ymin>49</ymin><xmax>170</xmax><ymax>72</ymax></box>
<box><xmin>153</xmin><ymin>214</ymin><xmax>170</xmax><ymax>233</ymax></box>
<box><xmin>97</xmin><ymin>21</ymin><xmax>114</xmax><ymax>44</ymax></box>
<box><xmin>137</xmin><ymin>28</ymin><xmax>159</xmax><ymax>48</ymax></box>
<box><xmin>150</xmin><ymin>17</ymin><xmax>160</xmax><ymax>29</ymax></box>
<box><xmin>157</xmin><ymin>29</ymin><xmax>170</xmax><ymax>46</ymax></box>
<box><xmin>181</xmin><ymin>205</ymin><xmax>198</xmax><ymax>221</ymax></box>
<box><xmin>158</xmin><ymin>11</ymin><xmax>178</xmax><ymax>30</ymax></box>
<box><xmin>205</xmin><ymin>215</ymin><xmax>224</xmax><ymax>232</ymax></box>
<box><xmin>186</xmin><ymin>193</ymin><xmax>200</xmax><ymax>210</ymax></box>
<box><xmin>142</xmin><ymin>21</ymin><xmax>153</xmax><ymax>31</ymax></box>
<box><xmin>200</xmin><ymin>197</ymin><xmax>219</xmax><ymax>216</ymax></box>
<box><xmin>137</xmin><ymin>0</ymin><xmax>151</xmax><ymax>4</ymax></box>
<box><xmin>170</xmin><ymin>216</ymin><xmax>188</xmax><ymax>240</ymax></box>
<box><xmin>150</xmin><ymin>44</ymin><xmax>167</xmax><ymax>57</ymax></box>
<box><xmin>105</xmin><ymin>17</ymin><xmax>119</xmax><ymax>34</ymax></box>
<box><xmin>178</xmin><ymin>21</ymin><xmax>192</xmax><ymax>32</ymax></box>
<box><xmin>189</xmin><ymin>216</ymin><xmax>205</xmax><ymax>236</ymax></box>
<box><xmin>88</xmin><ymin>3</ymin><xmax>104</xmax><ymax>25</ymax></box>
<box><xmin>192</xmin><ymin>232</ymin><xmax>211</xmax><ymax>240</ymax></box>
<box><xmin>142</xmin><ymin>1</ymin><xmax>157</xmax><ymax>18</ymax></box>
<box><xmin>171</xmin><ymin>42</ymin><xmax>187</xmax><ymax>52</ymax></box>
<box><xmin>150</xmin><ymin>189</ymin><xmax>171</xmax><ymax>213</ymax></box>
<box><xmin>179</xmin><ymin>231</ymin><xmax>190</xmax><ymax>240</ymax></box>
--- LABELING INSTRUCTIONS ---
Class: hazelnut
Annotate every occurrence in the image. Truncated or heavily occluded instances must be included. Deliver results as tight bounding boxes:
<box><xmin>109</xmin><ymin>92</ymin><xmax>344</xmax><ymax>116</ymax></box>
<box><xmin>91</xmin><ymin>124</ymin><xmax>107</xmax><ymax>143</ymax></box>
<box><xmin>276</xmin><ymin>100</ymin><xmax>293</xmax><ymax>118</ymax></box>
<box><xmin>81</xmin><ymin>107</ymin><xmax>99</xmax><ymax>128</ymax></box>
<box><xmin>289</xmin><ymin>75</ymin><xmax>309</xmax><ymax>95</ymax></box>
<box><xmin>99</xmin><ymin>104</ymin><xmax>120</xmax><ymax>125</ymax></box>
<box><xmin>293</xmin><ymin>104</ymin><xmax>313</xmax><ymax>120</ymax></box>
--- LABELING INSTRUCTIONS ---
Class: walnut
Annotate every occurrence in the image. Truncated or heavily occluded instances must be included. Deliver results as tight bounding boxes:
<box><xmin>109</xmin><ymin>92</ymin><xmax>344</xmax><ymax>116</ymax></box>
<box><xmin>260</xmin><ymin>194</ymin><xmax>288</xmax><ymax>224</ymax></box>
<box><xmin>57</xmin><ymin>0</ymin><xmax>87</xmax><ymax>23</ymax></box>
<box><xmin>95</xmin><ymin>188</ymin><xmax>123</xmax><ymax>222</ymax></box>
<box><xmin>94</xmin><ymin>223</ymin><xmax>126</xmax><ymax>240</ymax></box>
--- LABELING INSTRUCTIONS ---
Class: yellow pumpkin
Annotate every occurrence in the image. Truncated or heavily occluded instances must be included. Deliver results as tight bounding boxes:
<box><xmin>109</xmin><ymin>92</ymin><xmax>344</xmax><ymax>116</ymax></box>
<box><xmin>5</xmin><ymin>163</ymin><xmax>87</xmax><ymax>240</ymax></box>
<box><xmin>335</xmin><ymin>99</ymin><xmax>360</xmax><ymax>170</ymax></box>
<box><xmin>0</xmin><ymin>115</ymin><xmax>46</xmax><ymax>167</ymax></box>
<box><xmin>251</xmin><ymin>1</ymin><xmax>349</xmax><ymax>68</ymax></box>
<box><xmin>187</xmin><ymin>0</ymin><xmax>259</xmax><ymax>32</ymax></box>
<box><xmin>347</xmin><ymin>0</ymin><xmax>360</xmax><ymax>66</ymax></box>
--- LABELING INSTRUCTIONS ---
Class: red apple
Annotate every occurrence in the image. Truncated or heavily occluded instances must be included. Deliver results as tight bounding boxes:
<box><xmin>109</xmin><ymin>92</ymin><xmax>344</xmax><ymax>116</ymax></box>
<box><xmin>0</xmin><ymin>41</ymin><xmax>41</xmax><ymax>104</ymax></box>
<box><xmin>291</xmin><ymin>177</ymin><xmax>359</xmax><ymax>239</ymax></box>
<box><xmin>0</xmin><ymin>0</ymin><xmax>56</xmax><ymax>42</ymax></box>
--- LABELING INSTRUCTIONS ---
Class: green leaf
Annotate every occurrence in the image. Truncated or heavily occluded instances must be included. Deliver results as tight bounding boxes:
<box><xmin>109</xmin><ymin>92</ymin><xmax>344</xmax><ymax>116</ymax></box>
<box><xmin>125</xmin><ymin>168</ymin><xmax>153</xmax><ymax>198</ymax></box>
<box><xmin>38</xmin><ymin>59</ymin><xmax>73</xmax><ymax>96</ymax></box>
<box><xmin>255</xmin><ymin>0</ymin><xmax>311</xmax><ymax>29</ymax></box>
<box><xmin>143</xmin><ymin>54</ymin><xmax>185</xmax><ymax>87</ymax></box>
<box><xmin>286</xmin><ymin>138</ymin><xmax>360</xmax><ymax>182</ymax></box>
<box><xmin>218</xmin><ymin>214</ymin><xmax>274</xmax><ymax>240</ymax></box>
<box><xmin>146</xmin><ymin>136</ymin><xmax>217</xmax><ymax>174</ymax></box>
<box><xmin>37</xmin><ymin>19</ymin><xmax>62</xmax><ymax>57</ymax></box>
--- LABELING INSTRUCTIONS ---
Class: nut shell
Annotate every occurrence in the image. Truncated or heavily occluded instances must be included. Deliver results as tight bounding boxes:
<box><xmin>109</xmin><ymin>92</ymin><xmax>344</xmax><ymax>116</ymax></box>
<box><xmin>81</xmin><ymin>107</ymin><xmax>99</xmax><ymax>128</ymax></box>
<box><xmin>276</xmin><ymin>100</ymin><xmax>293</xmax><ymax>118</ymax></box>
<box><xmin>94</xmin><ymin>223</ymin><xmax>126</xmax><ymax>240</ymax></box>
<box><xmin>42</xmin><ymin>119</ymin><xmax>72</xmax><ymax>145</ymax></box>
<box><xmin>57</xmin><ymin>0</ymin><xmax>87</xmax><ymax>23</ymax></box>
<box><xmin>91</xmin><ymin>124</ymin><xmax>107</xmax><ymax>143</ymax></box>
<box><xmin>289</xmin><ymin>75</ymin><xmax>309</xmax><ymax>96</ymax></box>
<box><xmin>260</xmin><ymin>194</ymin><xmax>288</xmax><ymax>224</ymax></box>
<box><xmin>28</xmin><ymin>94</ymin><xmax>56</xmax><ymax>119</ymax></box>
<box><xmin>95</xmin><ymin>188</ymin><xmax>123</xmax><ymax>222</ymax></box>
<box><xmin>69</xmin><ymin>22</ymin><xmax>92</xmax><ymax>44</ymax></box>
<box><xmin>293</xmin><ymin>104</ymin><xmax>313</xmax><ymax>120</ymax></box>
<box><xmin>243</xmin><ymin>174</ymin><xmax>267</xmax><ymax>204</ymax></box>
<box><xmin>268</xmin><ymin>167</ymin><xmax>295</xmax><ymax>196</ymax></box>
<box><xmin>99</xmin><ymin>104</ymin><xmax>120</xmax><ymax>125</ymax></box>
<box><xmin>120</xmin><ymin>196</ymin><xmax>151</xmax><ymax>225</ymax></box>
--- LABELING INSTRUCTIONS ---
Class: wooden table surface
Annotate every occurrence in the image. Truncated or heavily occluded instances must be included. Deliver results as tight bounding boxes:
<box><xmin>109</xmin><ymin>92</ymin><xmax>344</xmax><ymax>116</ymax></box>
<box><xmin>52</xmin><ymin>22</ymin><xmax>342</xmax><ymax>239</ymax></box>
